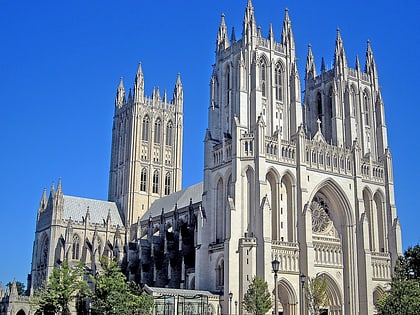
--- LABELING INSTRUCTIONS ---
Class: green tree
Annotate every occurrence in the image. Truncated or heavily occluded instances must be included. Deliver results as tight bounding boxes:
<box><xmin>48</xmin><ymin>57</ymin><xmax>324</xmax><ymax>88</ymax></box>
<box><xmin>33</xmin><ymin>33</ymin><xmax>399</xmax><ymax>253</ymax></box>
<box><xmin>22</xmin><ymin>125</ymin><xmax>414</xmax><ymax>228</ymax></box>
<box><xmin>304</xmin><ymin>277</ymin><xmax>328</xmax><ymax>315</ymax></box>
<box><xmin>32</xmin><ymin>261</ymin><xmax>89</xmax><ymax>315</ymax></box>
<box><xmin>375</xmin><ymin>253</ymin><xmax>420</xmax><ymax>315</ymax></box>
<box><xmin>91</xmin><ymin>258</ymin><xmax>153</xmax><ymax>315</ymax></box>
<box><xmin>242</xmin><ymin>276</ymin><xmax>272</xmax><ymax>315</ymax></box>
<box><xmin>6</xmin><ymin>280</ymin><xmax>26</xmax><ymax>296</ymax></box>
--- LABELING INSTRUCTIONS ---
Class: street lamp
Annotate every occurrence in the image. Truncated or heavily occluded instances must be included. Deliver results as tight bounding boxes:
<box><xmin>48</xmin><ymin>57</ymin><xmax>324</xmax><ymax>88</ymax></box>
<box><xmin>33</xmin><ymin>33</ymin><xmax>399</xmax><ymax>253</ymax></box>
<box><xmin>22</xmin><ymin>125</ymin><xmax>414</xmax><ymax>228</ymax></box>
<box><xmin>229</xmin><ymin>291</ymin><xmax>233</xmax><ymax>315</ymax></box>
<box><xmin>300</xmin><ymin>274</ymin><xmax>307</xmax><ymax>315</ymax></box>
<box><xmin>235</xmin><ymin>300</ymin><xmax>238</xmax><ymax>315</ymax></box>
<box><xmin>272</xmin><ymin>259</ymin><xmax>280</xmax><ymax>315</ymax></box>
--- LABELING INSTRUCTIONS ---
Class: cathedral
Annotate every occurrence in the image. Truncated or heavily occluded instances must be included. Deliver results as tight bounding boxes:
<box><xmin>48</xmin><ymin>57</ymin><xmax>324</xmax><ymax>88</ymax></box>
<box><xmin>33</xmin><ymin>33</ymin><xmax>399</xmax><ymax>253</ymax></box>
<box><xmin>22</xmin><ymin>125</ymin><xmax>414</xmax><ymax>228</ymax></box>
<box><xmin>10</xmin><ymin>1</ymin><xmax>402</xmax><ymax>315</ymax></box>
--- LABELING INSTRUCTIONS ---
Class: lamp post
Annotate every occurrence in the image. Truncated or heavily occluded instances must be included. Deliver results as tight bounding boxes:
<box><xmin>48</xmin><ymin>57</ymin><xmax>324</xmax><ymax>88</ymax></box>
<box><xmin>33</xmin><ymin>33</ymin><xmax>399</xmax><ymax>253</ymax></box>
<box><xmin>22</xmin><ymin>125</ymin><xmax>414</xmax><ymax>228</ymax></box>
<box><xmin>300</xmin><ymin>274</ymin><xmax>307</xmax><ymax>315</ymax></box>
<box><xmin>229</xmin><ymin>291</ymin><xmax>233</xmax><ymax>315</ymax></box>
<box><xmin>235</xmin><ymin>300</ymin><xmax>238</xmax><ymax>315</ymax></box>
<box><xmin>272</xmin><ymin>259</ymin><xmax>280</xmax><ymax>315</ymax></box>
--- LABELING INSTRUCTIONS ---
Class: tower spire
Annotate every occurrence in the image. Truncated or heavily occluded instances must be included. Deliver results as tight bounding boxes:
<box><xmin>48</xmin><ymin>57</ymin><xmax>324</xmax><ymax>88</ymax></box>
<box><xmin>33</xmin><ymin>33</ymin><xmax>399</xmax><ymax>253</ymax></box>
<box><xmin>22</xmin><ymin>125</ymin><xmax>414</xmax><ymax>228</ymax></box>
<box><xmin>134</xmin><ymin>62</ymin><xmax>144</xmax><ymax>103</ymax></box>
<box><xmin>305</xmin><ymin>44</ymin><xmax>316</xmax><ymax>81</ymax></box>
<box><xmin>115</xmin><ymin>77</ymin><xmax>126</xmax><ymax>108</ymax></box>
<box><xmin>242</xmin><ymin>0</ymin><xmax>257</xmax><ymax>45</ymax></box>
<box><xmin>172</xmin><ymin>73</ymin><xmax>183</xmax><ymax>111</ymax></box>
<box><xmin>365</xmin><ymin>40</ymin><xmax>378</xmax><ymax>88</ymax></box>
<box><xmin>333</xmin><ymin>28</ymin><xmax>348</xmax><ymax>77</ymax></box>
<box><xmin>268</xmin><ymin>23</ymin><xmax>274</xmax><ymax>41</ymax></box>
<box><xmin>281</xmin><ymin>8</ymin><xmax>296</xmax><ymax>58</ymax></box>
<box><xmin>217</xmin><ymin>13</ymin><xmax>229</xmax><ymax>51</ymax></box>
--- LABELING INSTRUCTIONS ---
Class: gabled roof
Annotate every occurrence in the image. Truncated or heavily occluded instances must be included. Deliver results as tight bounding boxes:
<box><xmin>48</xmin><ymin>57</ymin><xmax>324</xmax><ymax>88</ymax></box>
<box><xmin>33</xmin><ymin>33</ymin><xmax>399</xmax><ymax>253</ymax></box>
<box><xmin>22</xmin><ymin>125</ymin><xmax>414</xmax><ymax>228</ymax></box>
<box><xmin>142</xmin><ymin>182</ymin><xmax>203</xmax><ymax>219</ymax></box>
<box><xmin>63</xmin><ymin>195</ymin><xmax>123</xmax><ymax>227</ymax></box>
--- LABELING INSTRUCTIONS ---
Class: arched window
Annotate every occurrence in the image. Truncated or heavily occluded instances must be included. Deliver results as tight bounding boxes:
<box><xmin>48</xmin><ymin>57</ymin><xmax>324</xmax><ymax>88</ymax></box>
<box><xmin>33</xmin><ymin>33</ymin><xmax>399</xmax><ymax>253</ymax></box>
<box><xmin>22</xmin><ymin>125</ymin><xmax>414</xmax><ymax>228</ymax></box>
<box><xmin>166</xmin><ymin>121</ymin><xmax>173</xmax><ymax>146</ymax></box>
<box><xmin>39</xmin><ymin>235</ymin><xmax>49</xmax><ymax>267</ymax></box>
<box><xmin>154</xmin><ymin>118</ymin><xmax>162</xmax><ymax>143</ymax></box>
<box><xmin>350</xmin><ymin>86</ymin><xmax>357</xmax><ymax>117</ymax></box>
<box><xmin>317</xmin><ymin>92</ymin><xmax>322</xmax><ymax>123</ymax></box>
<box><xmin>275</xmin><ymin>63</ymin><xmax>283</xmax><ymax>101</ymax></box>
<box><xmin>142</xmin><ymin>115</ymin><xmax>149</xmax><ymax>141</ymax></box>
<box><xmin>363</xmin><ymin>91</ymin><xmax>370</xmax><ymax>126</ymax></box>
<box><xmin>152</xmin><ymin>170</ymin><xmax>159</xmax><ymax>194</ymax></box>
<box><xmin>72</xmin><ymin>234</ymin><xmax>80</xmax><ymax>260</ymax></box>
<box><xmin>226</xmin><ymin>66</ymin><xmax>231</xmax><ymax>106</ymax></box>
<box><xmin>164</xmin><ymin>172</ymin><xmax>171</xmax><ymax>195</ymax></box>
<box><xmin>140</xmin><ymin>168</ymin><xmax>147</xmax><ymax>192</ymax></box>
<box><xmin>216</xmin><ymin>258</ymin><xmax>224</xmax><ymax>289</ymax></box>
<box><xmin>260</xmin><ymin>60</ymin><xmax>267</xmax><ymax>97</ymax></box>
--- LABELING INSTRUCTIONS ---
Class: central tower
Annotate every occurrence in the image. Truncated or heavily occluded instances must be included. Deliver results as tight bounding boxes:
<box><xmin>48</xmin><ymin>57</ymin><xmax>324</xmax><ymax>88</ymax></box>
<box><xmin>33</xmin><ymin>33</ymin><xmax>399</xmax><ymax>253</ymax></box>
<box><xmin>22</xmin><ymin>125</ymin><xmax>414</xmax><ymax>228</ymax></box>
<box><xmin>108</xmin><ymin>64</ymin><xmax>183</xmax><ymax>232</ymax></box>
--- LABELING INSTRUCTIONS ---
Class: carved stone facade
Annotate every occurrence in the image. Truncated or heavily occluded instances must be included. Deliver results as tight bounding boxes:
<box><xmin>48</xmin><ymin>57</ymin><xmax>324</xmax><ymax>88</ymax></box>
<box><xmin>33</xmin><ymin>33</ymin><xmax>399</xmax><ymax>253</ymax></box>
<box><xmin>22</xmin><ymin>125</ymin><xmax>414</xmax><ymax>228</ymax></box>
<box><xmin>24</xmin><ymin>1</ymin><xmax>402</xmax><ymax>315</ymax></box>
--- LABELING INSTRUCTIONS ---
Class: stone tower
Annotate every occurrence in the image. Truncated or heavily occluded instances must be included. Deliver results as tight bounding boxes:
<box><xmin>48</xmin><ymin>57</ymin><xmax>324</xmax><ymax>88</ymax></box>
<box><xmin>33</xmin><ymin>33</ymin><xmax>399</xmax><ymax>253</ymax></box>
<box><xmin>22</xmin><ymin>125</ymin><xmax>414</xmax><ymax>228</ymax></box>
<box><xmin>197</xmin><ymin>1</ymin><xmax>401</xmax><ymax>314</ymax></box>
<box><xmin>108</xmin><ymin>64</ymin><xmax>183</xmax><ymax>232</ymax></box>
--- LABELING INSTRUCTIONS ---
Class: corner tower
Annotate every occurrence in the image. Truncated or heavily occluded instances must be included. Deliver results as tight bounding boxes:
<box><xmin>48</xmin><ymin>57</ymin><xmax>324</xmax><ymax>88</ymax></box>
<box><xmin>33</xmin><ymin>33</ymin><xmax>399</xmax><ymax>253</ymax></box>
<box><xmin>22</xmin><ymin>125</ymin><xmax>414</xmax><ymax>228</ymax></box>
<box><xmin>108</xmin><ymin>64</ymin><xmax>183</xmax><ymax>232</ymax></box>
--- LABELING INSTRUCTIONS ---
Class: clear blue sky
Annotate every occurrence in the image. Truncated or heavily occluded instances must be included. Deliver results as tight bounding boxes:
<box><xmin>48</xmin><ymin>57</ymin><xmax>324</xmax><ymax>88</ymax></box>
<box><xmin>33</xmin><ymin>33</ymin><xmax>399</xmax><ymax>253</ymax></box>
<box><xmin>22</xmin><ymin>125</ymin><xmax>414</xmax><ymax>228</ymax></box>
<box><xmin>0</xmin><ymin>0</ymin><xmax>419</xmax><ymax>287</ymax></box>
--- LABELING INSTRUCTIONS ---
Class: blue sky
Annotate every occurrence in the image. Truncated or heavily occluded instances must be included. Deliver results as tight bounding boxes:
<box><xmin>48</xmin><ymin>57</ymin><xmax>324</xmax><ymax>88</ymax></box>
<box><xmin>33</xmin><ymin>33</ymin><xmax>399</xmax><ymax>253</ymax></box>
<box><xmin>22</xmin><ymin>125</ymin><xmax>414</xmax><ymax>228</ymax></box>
<box><xmin>0</xmin><ymin>0</ymin><xmax>419</xmax><ymax>287</ymax></box>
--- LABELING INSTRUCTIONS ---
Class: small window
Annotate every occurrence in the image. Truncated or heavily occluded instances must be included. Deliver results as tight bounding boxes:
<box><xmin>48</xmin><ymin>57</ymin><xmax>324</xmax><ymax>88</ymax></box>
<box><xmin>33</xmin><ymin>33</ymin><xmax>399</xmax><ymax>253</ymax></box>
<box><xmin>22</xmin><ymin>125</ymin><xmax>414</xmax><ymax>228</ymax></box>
<box><xmin>165</xmin><ymin>121</ymin><xmax>173</xmax><ymax>146</ymax></box>
<box><xmin>164</xmin><ymin>172</ymin><xmax>171</xmax><ymax>195</ymax></box>
<box><xmin>142</xmin><ymin>116</ymin><xmax>150</xmax><ymax>141</ymax></box>
<box><xmin>72</xmin><ymin>235</ymin><xmax>80</xmax><ymax>260</ymax></box>
<box><xmin>275</xmin><ymin>63</ymin><xmax>283</xmax><ymax>101</ymax></box>
<box><xmin>154</xmin><ymin>118</ymin><xmax>162</xmax><ymax>144</ymax></box>
<box><xmin>260</xmin><ymin>60</ymin><xmax>267</xmax><ymax>97</ymax></box>
<box><xmin>152</xmin><ymin>170</ymin><xmax>159</xmax><ymax>194</ymax></box>
<box><xmin>140</xmin><ymin>168</ymin><xmax>147</xmax><ymax>192</ymax></box>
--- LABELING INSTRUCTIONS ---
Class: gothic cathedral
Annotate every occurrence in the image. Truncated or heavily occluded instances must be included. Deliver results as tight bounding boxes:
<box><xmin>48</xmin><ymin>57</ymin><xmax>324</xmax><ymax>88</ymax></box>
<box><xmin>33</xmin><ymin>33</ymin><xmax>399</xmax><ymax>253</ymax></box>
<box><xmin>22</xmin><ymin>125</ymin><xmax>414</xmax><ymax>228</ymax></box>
<box><xmin>27</xmin><ymin>1</ymin><xmax>402</xmax><ymax>315</ymax></box>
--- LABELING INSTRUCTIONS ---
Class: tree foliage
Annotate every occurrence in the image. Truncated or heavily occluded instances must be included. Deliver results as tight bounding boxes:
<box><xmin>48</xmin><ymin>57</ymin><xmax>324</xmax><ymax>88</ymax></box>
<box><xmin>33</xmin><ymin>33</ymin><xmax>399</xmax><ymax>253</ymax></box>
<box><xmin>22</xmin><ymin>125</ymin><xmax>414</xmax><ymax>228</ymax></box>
<box><xmin>32</xmin><ymin>261</ymin><xmax>89</xmax><ymax>315</ymax></box>
<box><xmin>305</xmin><ymin>276</ymin><xmax>328</xmax><ymax>315</ymax></box>
<box><xmin>376</xmin><ymin>246</ymin><xmax>420</xmax><ymax>315</ymax></box>
<box><xmin>242</xmin><ymin>276</ymin><xmax>272</xmax><ymax>315</ymax></box>
<box><xmin>91</xmin><ymin>258</ymin><xmax>153</xmax><ymax>315</ymax></box>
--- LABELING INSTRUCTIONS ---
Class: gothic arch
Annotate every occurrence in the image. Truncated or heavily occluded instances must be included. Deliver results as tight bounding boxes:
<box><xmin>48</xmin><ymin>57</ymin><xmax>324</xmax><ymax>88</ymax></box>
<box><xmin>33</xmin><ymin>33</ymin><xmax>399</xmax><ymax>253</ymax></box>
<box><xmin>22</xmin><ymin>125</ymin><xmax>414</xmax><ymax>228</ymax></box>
<box><xmin>308</xmin><ymin>178</ymin><xmax>354</xmax><ymax>226</ymax></box>
<box><xmin>16</xmin><ymin>309</ymin><xmax>26</xmax><ymax>315</ymax></box>
<box><xmin>142</xmin><ymin>115</ymin><xmax>150</xmax><ymax>141</ymax></box>
<box><xmin>317</xmin><ymin>272</ymin><xmax>343</xmax><ymax>314</ymax></box>
<box><xmin>363</xmin><ymin>187</ymin><xmax>376</xmax><ymax>251</ymax></box>
<box><xmin>373</xmin><ymin>286</ymin><xmax>385</xmax><ymax>309</ymax></box>
<box><xmin>154</xmin><ymin>117</ymin><xmax>162</xmax><ymax>143</ymax></box>
<box><xmin>373</xmin><ymin>191</ymin><xmax>386</xmax><ymax>252</ymax></box>
<box><xmin>215</xmin><ymin>255</ymin><xmax>224</xmax><ymax>290</ymax></box>
<box><xmin>266</xmin><ymin>170</ymin><xmax>280</xmax><ymax>240</ymax></box>
<box><xmin>274</xmin><ymin>61</ymin><xmax>284</xmax><ymax>102</ymax></box>
<box><xmin>38</xmin><ymin>233</ymin><xmax>49</xmax><ymax>267</ymax></box>
<box><xmin>309</xmin><ymin>179</ymin><xmax>354</xmax><ymax>315</ymax></box>
<box><xmin>280</xmin><ymin>172</ymin><xmax>295</xmax><ymax>242</ymax></box>
<box><xmin>277</xmin><ymin>277</ymin><xmax>298</xmax><ymax>315</ymax></box>
<box><xmin>215</xmin><ymin>177</ymin><xmax>224</xmax><ymax>242</ymax></box>
<box><xmin>242</xmin><ymin>165</ymin><xmax>255</xmax><ymax>234</ymax></box>
<box><xmin>259</xmin><ymin>55</ymin><xmax>269</xmax><ymax>97</ymax></box>
<box><xmin>72</xmin><ymin>234</ymin><xmax>81</xmax><ymax>260</ymax></box>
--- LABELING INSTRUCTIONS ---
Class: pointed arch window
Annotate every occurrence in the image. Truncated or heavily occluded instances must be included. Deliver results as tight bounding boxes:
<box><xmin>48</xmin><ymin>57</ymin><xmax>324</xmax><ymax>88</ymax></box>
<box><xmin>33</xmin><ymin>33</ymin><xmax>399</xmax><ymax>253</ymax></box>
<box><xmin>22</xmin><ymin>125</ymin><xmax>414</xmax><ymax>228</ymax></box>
<box><xmin>317</xmin><ymin>92</ymin><xmax>322</xmax><ymax>123</ymax></box>
<box><xmin>260</xmin><ymin>60</ymin><xmax>267</xmax><ymax>97</ymax></box>
<box><xmin>164</xmin><ymin>172</ymin><xmax>171</xmax><ymax>195</ymax></box>
<box><xmin>216</xmin><ymin>258</ymin><xmax>224</xmax><ymax>289</ymax></box>
<box><xmin>154</xmin><ymin>118</ymin><xmax>162</xmax><ymax>144</ymax></box>
<box><xmin>275</xmin><ymin>63</ymin><xmax>283</xmax><ymax>101</ymax></box>
<box><xmin>350</xmin><ymin>86</ymin><xmax>357</xmax><ymax>117</ymax></box>
<box><xmin>226</xmin><ymin>66</ymin><xmax>231</xmax><ymax>106</ymax></box>
<box><xmin>363</xmin><ymin>91</ymin><xmax>370</xmax><ymax>126</ymax></box>
<box><xmin>140</xmin><ymin>168</ymin><xmax>147</xmax><ymax>192</ymax></box>
<box><xmin>72</xmin><ymin>234</ymin><xmax>80</xmax><ymax>260</ymax></box>
<box><xmin>152</xmin><ymin>170</ymin><xmax>159</xmax><ymax>194</ymax></box>
<box><xmin>142</xmin><ymin>115</ymin><xmax>150</xmax><ymax>141</ymax></box>
<box><xmin>166</xmin><ymin>121</ymin><xmax>173</xmax><ymax>146</ymax></box>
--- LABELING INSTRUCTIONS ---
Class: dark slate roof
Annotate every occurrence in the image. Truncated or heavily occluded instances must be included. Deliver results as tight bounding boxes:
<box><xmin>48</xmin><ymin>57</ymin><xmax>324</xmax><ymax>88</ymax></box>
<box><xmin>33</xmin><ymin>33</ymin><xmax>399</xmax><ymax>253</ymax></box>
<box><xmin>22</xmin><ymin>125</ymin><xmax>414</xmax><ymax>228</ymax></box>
<box><xmin>63</xmin><ymin>195</ymin><xmax>123</xmax><ymax>227</ymax></box>
<box><xmin>142</xmin><ymin>182</ymin><xmax>203</xmax><ymax>219</ymax></box>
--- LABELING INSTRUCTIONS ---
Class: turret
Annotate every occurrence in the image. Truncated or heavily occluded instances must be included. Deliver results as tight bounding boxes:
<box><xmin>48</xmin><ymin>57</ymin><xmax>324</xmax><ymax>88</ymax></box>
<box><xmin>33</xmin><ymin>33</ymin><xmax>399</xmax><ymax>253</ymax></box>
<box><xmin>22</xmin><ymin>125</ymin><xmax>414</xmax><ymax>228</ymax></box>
<box><xmin>281</xmin><ymin>8</ymin><xmax>295</xmax><ymax>58</ymax></box>
<box><xmin>172</xmin><ymin>73</ymin><xmax>183</xmax><ymax>111</ymax></box>
<box><xmin>217</xmin><ymin>13</ymin><xmax>229</xmax><ymax>52</ymax></box>
<box><xmin>268</xmin><ymin>23</ymin><xmax>274</xmax><ymax>42</ymax></box>
<box><xmin>115</xmin><ymin>77</ymin><xmax>126</xmax><ymax>108</ymax></box>
<box><xmin>305</xmin><ymin>44</ymin><xmax>316</xmax><ymax>81</ymax></box>
<box><xmin>242</xmin><ymin>0</ymin><xmax>257</xmax><ymax>45</ymax></box>
<box><xmin>365</xmin><ymin>40</ymin><xmax>378</xmax><ymax>88</ymax></box>
<box><xmin>355</xmin><ymin>55</ymin><xmax>361</xmax><ymax>73</ymax></box>
<box><xmin>333</xmin><ymin>29</ymin><xmax>347</xmax><ymax>78</ymax></box>
<box><xmin>134</xmin><ymin>63</ymin><xmax>144</xmax><ymax>103</ymax></box>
